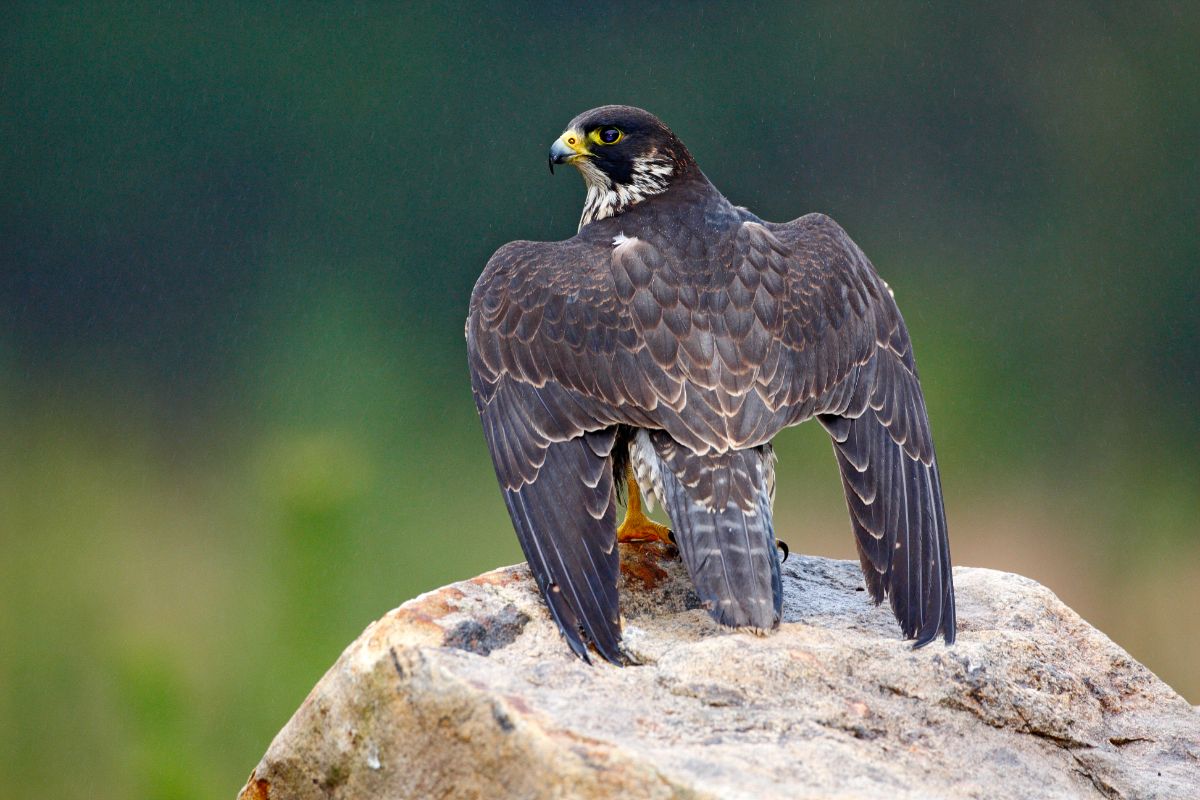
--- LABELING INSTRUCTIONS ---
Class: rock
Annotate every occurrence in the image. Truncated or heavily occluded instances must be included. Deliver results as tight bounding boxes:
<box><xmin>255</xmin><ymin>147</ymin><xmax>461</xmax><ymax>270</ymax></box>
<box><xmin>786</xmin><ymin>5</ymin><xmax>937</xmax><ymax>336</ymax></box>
<box><xmin>239</xmin><ymin>542</ymin><xmax>1199</xmax><ymax>799</ymax></box>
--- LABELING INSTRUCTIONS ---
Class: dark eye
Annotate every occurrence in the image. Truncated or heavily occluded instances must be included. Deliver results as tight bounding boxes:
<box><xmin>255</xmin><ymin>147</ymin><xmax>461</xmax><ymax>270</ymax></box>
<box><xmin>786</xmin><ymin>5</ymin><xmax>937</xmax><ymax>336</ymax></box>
<box><xmin>598</xmin><ymin>127</ymin><xmax>622</xmax><ymax>144</ymax></box>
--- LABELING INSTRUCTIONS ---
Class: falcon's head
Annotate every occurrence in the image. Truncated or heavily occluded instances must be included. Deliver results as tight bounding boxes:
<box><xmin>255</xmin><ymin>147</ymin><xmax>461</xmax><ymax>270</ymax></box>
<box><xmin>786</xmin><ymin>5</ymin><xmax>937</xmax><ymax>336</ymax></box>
<box><xmin>549</xmin><ymin>105</ymin><xmax>697</xmax><ymax>229</ymax></box>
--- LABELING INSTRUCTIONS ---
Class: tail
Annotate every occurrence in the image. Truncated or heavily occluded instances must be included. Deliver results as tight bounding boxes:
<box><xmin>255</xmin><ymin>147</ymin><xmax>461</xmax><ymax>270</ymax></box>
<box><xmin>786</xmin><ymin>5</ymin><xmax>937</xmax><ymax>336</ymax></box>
<box><xmin>652</xmin><ymin>437</ymin><xmax>782</xmax><ymax>630</ymax></box>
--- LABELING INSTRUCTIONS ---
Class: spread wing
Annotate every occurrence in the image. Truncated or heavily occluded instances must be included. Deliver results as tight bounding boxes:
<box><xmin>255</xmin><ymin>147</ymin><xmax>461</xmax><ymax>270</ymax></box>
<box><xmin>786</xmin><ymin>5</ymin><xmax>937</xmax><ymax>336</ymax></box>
<box><xmin>764</xmin><ymin>214</ymin><xmax>956</xmax><ymax>646</ymax></box>
<box><xmin>467</xmin><ymin>238</ymin><xmax>634</xmax><ymax>663</ymax></box>
<box><xmin>468</xmin><ymin>211</ymin><xmax>955</xmax><ymax>653</ymax></box>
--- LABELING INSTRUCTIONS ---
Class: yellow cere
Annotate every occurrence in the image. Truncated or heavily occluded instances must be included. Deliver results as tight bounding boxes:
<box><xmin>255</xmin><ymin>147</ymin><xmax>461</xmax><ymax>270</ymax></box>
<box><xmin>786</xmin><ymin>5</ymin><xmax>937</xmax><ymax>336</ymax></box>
<box><xmin>560</xmin><ymin>129</ymin><xmax>591</xmax><ymax>156</ymax></box>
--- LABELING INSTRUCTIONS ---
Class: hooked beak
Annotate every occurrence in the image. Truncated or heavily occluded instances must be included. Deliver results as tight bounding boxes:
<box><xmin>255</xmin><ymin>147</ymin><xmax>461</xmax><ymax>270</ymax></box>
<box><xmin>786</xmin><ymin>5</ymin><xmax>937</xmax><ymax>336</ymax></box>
<box><xmin>548</xmin><ymin>129</ymin><xmax>590</xmax><ymax>174</ymax></box>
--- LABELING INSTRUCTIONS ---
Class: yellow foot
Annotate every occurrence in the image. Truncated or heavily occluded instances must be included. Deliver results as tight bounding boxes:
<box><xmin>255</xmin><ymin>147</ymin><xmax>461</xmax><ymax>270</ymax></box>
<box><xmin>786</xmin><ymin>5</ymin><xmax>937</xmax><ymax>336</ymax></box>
<box><xmin>616</xmin><ymin>473</ymin><xmax>672</xmax><ymax>544</ymax></box>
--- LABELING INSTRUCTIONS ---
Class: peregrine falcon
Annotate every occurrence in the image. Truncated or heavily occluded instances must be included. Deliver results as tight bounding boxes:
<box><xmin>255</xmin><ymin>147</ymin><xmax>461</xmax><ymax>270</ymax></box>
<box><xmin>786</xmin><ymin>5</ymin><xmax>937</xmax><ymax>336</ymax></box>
<box><xmin>466</xmin><ymin>105</ymin><xmax>955</xmax><ymax>663</ymax></box>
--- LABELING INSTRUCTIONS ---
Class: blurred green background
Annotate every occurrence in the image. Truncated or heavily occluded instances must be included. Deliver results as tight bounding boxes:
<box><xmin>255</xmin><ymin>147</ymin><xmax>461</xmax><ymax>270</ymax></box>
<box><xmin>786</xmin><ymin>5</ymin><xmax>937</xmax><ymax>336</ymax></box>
<box><xmin>2</xmin><ymin>2</ymin><xmax>1197</xmax><ymax>797</ymax></box>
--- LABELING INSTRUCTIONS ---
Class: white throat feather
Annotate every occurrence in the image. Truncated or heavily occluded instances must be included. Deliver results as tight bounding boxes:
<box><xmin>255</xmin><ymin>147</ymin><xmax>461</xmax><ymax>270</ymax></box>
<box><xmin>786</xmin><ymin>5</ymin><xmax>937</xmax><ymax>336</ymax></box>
<box><xmin>577</xmin><ymin>155</ymin><xmax>674</xmax><ymax>231</ymax></box>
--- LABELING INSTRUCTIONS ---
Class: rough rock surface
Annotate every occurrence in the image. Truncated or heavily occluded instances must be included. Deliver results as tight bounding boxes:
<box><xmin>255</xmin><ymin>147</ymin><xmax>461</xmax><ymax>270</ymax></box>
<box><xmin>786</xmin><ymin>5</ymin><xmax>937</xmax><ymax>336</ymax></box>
<box><xmin>240</xmin><ymin>543</ymin><xmax>1199</xmax><ymax>799</ymax></box>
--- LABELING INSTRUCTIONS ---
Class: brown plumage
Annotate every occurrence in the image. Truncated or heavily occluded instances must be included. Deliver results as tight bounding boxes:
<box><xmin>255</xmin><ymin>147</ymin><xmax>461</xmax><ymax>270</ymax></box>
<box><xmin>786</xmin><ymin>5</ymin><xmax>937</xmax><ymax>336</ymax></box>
<box><xmin>467</xmin><ymin>106</ymin><xmax>955</xmax><ymax>663</ymax></box>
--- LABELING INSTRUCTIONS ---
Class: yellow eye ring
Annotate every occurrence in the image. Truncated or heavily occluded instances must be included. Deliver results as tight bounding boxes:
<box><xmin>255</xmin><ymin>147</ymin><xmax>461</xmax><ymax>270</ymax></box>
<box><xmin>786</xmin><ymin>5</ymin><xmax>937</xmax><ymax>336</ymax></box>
<box><xmin>589</xmin><ymin>127</ymin><xmax>623</xmax><ymax>146</ymax></box>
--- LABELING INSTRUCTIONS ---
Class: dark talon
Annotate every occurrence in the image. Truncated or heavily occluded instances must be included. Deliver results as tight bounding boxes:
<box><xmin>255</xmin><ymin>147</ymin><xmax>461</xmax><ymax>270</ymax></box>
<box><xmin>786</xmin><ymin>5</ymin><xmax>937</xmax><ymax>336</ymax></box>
<box><xmin>776</xmin><ymin>539</ymin><xmax>790</xmax><ymax>562</ymax></box>
<box><xmin>667</xmin><ymin>529</ymin><xmax>676</xmax><ymax>545</ymax></box>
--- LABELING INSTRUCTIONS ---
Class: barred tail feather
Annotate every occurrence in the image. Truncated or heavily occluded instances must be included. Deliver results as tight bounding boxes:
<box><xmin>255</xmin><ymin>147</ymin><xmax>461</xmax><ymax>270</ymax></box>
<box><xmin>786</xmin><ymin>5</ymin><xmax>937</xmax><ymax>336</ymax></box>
<box><xmin>655</xmin><ymin>450</ymin><xmax>782</xmax><ymax>631</ymax></box>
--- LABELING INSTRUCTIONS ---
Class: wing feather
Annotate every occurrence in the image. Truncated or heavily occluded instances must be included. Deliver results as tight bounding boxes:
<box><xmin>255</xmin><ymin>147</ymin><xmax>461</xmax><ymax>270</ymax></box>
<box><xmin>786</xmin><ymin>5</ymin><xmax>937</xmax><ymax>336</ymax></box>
<box><xmin>496</xmin><ymin>425</ymin><xmax>623</xmax><ymax>664</ymax></box>
<box><xmin>468</xmin><ymin>208</ymin><xmax>955</xmax><ymax>654</ymax></box>
<box><xmin>766</xmin><ymin>214</ymin><xmax>956</xmax><ymax>646</ymax></box>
